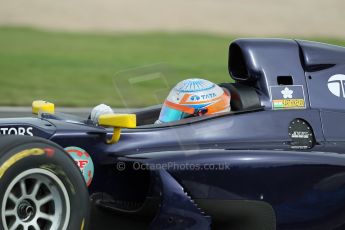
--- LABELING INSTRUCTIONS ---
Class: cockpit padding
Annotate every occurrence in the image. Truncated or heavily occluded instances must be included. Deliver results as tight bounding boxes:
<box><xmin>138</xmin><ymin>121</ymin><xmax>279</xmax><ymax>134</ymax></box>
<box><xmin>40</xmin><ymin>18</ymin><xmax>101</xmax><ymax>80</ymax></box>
<box><xmin>219</xmin><ymin>83</ymin><xmax>261</xmax><ymax>111</ymax></box>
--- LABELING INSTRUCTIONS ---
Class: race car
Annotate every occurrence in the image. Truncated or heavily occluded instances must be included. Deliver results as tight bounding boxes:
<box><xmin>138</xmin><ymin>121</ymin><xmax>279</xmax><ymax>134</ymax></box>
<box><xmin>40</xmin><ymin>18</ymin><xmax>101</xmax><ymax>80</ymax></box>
<box><xmin>1</xmin><ymin>38</ymin><xmax>345</xmax><ymax>230</ymax></box>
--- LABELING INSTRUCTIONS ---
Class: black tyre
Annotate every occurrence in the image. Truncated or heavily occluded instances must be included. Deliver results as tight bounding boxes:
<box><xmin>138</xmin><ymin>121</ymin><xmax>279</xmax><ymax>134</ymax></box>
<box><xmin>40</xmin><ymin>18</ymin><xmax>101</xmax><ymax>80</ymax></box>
<box><xmin>0</xmin><ymin>135</ymin><xmax>89</xmax><ymax>230</ymax></box>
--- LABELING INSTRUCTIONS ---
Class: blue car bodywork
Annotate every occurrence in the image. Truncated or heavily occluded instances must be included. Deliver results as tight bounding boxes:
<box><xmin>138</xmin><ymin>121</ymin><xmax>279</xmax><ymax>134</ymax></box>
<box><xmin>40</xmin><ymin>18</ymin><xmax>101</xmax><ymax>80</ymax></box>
<box><xmin>1</xmin><ymin>39</ymin><xmax>345</xmax><ymax>230</ymax></box>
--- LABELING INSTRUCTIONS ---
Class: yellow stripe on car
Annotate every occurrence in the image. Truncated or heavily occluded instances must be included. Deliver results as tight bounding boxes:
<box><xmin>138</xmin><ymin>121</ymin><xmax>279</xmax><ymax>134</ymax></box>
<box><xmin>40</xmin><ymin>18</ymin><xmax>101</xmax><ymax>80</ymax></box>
<box><xmin>80</xmin><ymin>219</ymin><xmax>85</xmax><ymax>230</ymax></box>
<box><xmin>0</xmin><ymin>148</ymin><xmax>45</xmax><ymax>179</ymax></box>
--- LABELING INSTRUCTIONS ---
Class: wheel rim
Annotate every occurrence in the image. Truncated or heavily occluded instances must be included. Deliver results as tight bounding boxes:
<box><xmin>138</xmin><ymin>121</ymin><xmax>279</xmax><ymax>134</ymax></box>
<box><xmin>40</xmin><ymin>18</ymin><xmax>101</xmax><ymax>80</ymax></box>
<box><xmin>1</xmin><ymin>169</ymin><xmax>71</xmax><ymax>230</ymax></box>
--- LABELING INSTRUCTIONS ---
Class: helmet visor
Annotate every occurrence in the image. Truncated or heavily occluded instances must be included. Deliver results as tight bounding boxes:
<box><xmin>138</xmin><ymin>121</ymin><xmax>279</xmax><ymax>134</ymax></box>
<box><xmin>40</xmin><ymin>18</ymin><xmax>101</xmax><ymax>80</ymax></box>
<box><xmin>158</xmin><ymin>104</ymin><xmax>192</xmax><ymax>123</ymax></box>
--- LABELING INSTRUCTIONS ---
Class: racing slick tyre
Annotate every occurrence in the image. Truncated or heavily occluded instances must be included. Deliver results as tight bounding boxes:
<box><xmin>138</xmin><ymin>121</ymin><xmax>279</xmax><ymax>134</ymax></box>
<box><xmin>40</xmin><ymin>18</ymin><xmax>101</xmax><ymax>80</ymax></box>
<box><xmin>0</xmin><ymin>135</ymin><xmax>89</xmax><ymax>230</ymax></box>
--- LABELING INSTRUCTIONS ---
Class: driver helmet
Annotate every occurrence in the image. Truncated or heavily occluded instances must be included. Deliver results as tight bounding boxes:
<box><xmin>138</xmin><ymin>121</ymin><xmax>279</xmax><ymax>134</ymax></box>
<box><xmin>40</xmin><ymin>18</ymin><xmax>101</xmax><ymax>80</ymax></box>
<box><xmin>157</xmin><ymin>78</ymin><xmax>231</xmax><ymax>123</ymax></box>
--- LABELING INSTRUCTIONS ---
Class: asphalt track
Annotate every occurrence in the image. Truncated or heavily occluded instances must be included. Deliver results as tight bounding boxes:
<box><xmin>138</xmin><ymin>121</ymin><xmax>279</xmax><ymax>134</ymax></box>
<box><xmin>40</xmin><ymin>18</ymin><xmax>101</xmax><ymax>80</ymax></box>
<box><xmin>0</xmin><ymin>107</ymin><xmax>141</xmax><ymax>230</ymax></box>
<box><xmin>90</xmin><ymin>203</ymin><xmax>146</xmax><ymax>230</ymax></box>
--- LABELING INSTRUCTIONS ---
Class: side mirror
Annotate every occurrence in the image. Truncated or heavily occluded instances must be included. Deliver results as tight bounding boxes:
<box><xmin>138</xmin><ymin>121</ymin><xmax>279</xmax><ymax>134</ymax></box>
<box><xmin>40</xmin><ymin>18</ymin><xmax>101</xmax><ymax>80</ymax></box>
<box><xmin>98</xmin><ymin>114</ymin><xmax>136</xmax><ymax>144</ymax></box>
<box><xmin>32</xmin><ymin>100</ymin><xmax>55</xmax><ymax>115</ymax></box>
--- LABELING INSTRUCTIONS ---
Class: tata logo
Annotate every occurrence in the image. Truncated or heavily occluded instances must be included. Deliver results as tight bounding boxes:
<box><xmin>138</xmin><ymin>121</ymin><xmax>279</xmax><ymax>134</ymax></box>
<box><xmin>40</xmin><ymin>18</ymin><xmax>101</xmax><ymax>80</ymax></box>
<box><xmin>328</xmin><ymin>74</ymin><xmax>345</xmax><ymax>98</ymax></box>
<box><xmin>200</xmin><ymin>93</ymin><xmax>217</xmax><ymax>100</ymax></box>
<box><xmin>190</xmin><ymin>95</ymin><xmax>200</xmax><ymax>101</ymax></box>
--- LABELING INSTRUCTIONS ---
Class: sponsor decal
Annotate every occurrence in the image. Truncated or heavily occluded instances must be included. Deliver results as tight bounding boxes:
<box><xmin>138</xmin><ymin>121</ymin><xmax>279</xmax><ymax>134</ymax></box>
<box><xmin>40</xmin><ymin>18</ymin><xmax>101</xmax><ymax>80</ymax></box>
<box><xmin>190</xmin><ymin>95</ymin><xmax>200</xmax><ymax>101</ymax></box>
<box><xmin>0</xmin><ymin>127</ymin><xmax>33</xmax><ymax>136</ymax></box>
<box><xmin>188</xmin><ymin>93</ymin><xmax>217</xmax><ymax>102</ymax></box>
<box><xmin>44</xmin><ymin>148</ymin><xmax>55</xmax><ymax>157</ymax></box>
<box><xmin>65</xmin><ymin>147</ymin><xmax>94</xmax><ymax>186</ymax></box>
<box><xmin>200</xmin><ymin>93</ymin><xmax>217</xmax><ymax>100</ymax></box>
<box><xmin>0</xmin><ymin>148</ymin><xmax>45</xmax><ymax>179</ymax></box>
<box><xmin>327</xmin><ymin>74</ymin><xmax>345</xmax><ymax>98</ymax></box>
<box><xmin>281</xmin><ymin>87</ymin><xmax>293</xmax><ymax>99</ymax></box>
<box><xmin>270</xmin><ymin>85</ymin><xmax>306</xmax><ymax>110</ymax></box>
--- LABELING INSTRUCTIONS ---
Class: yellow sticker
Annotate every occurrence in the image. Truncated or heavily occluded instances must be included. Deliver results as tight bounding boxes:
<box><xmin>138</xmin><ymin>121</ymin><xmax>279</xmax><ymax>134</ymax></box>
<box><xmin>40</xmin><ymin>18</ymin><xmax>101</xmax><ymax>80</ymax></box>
<box><xmin>273</xmin><ymin>99</ymin><xmax>305</xmax><ymax>109</ymax></box>
<box><xmin>0</xmin><ymin>148</ymin><xmax>45</xmax><ymax>179</ymax></box>
<box><xmin>270</xmin><ymin>85</ymin><xmax>306</xmax><ymax>110</ymax></box>
<box><xmin>282</xmin><ymin>99</ymin><xmax>305</xmax><ymax>107</ymax></box>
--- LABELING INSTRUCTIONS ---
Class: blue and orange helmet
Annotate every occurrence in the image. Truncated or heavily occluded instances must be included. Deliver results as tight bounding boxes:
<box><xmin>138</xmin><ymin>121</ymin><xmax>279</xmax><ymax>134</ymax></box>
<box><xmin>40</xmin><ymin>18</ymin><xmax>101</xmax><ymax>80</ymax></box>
<box><xmin>157</xmin><ymin>78</ymin><xmax>231</xmax><ymax>123</ymax></box>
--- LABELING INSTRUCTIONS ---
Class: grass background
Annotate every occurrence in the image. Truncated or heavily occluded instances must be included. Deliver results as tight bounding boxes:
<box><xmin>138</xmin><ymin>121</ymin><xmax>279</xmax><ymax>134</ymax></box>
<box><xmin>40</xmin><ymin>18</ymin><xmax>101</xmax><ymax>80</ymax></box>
<box><xmin>0</xmin><ymin>27</ymin><xmax>344</xmax><ymax>107</ymax></box>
